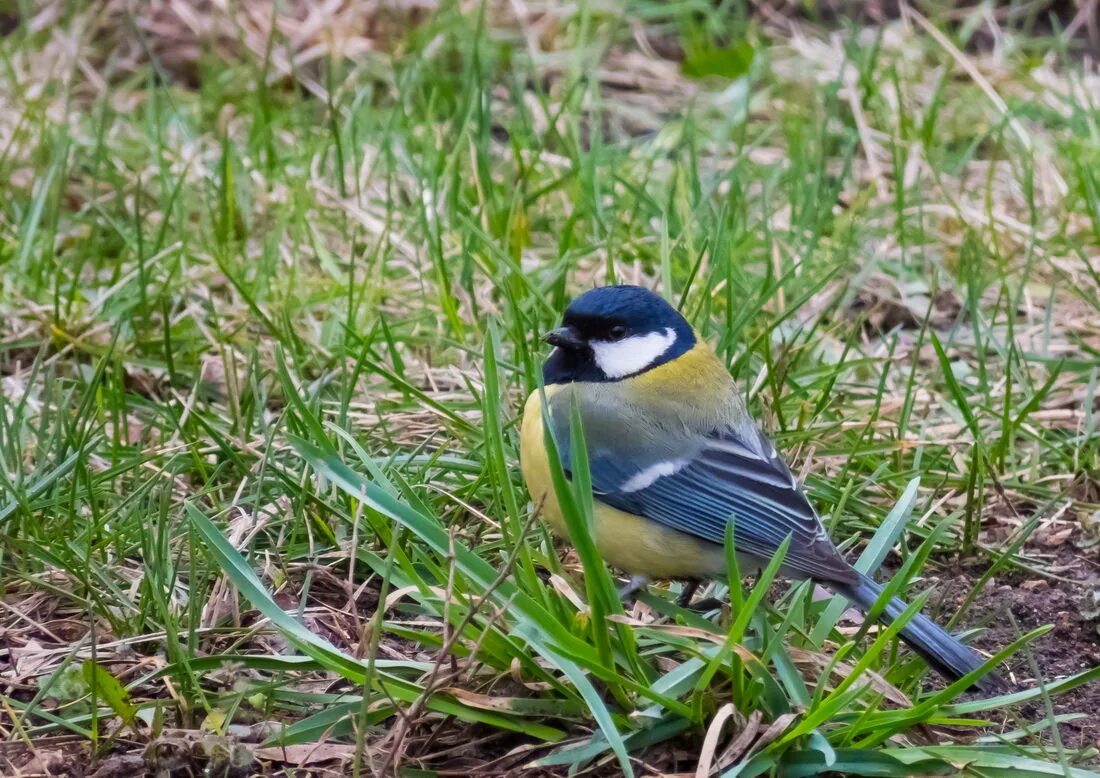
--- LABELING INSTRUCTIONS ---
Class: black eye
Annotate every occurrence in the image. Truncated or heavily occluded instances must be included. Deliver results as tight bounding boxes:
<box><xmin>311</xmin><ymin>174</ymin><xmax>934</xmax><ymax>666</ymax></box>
<box><xmin>608</xmin><ymin>325</ymin><xmax>627</xmax><ymax>341</ymax></box>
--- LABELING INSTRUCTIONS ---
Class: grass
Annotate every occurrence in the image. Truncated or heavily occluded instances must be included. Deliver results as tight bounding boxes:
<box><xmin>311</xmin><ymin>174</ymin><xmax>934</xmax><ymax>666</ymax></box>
<box><xmin>1</xmin><ymin>0</ymin><xmax>1099</xmax><ymax>775</ymax></box>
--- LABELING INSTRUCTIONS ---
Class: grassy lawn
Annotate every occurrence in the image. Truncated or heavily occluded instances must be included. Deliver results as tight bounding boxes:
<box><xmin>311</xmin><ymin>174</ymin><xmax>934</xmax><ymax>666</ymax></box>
<box><xmin>1</xmin><ymin>1</ymin><xmax>1099</xmax><ymax>775</ymax></box>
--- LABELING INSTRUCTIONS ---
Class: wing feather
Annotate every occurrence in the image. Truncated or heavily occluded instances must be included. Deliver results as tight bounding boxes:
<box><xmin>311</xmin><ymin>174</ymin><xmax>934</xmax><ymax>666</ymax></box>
<box><xmin>549</xmin><ymin>395</ymin><xmax>854</xmax><ymax>583</ymax></box>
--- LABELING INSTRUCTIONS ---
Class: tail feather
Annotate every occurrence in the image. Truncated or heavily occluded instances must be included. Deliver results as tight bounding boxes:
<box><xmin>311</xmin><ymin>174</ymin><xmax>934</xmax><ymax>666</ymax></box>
<box><xmin>834</xmin><ymin>573</ymin><xmax>1004</xmax><ymax>692</ymax></box>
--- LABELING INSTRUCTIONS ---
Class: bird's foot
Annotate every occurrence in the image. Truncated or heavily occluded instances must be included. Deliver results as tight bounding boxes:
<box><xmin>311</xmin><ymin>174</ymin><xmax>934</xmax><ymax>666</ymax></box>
<box><xmin>674</xmin><ymin>582</ymin><xmax>724</xmax><ymax>612</ymax></box>
<box><xmin>686</xmin><ymin>597</ymin><xmax>724</xmax><ymax>613</ymax></box>
<box><xmin>675</xmin><ymin>581</ymin><xmax>701</xmax><ymax>608</ymax></box>
<box><xmin>618</xmin><ymin>575</ymin><xmax>650</xmax><ymax>602</ymax></box>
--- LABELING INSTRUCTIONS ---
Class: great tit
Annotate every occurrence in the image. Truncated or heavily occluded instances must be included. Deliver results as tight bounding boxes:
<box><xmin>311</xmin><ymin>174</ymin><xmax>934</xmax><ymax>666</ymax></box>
<box><xmin>520</xmin><ymin>284</ymin><xmax>1001</xmax><ymax>691</ymax></box>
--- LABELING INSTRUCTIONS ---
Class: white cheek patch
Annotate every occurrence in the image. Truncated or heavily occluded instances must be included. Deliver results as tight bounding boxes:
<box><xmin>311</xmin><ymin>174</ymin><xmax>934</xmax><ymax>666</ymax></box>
<box><xmin>590</xmin><ymin>327</ymin><xmax>677</xmax><ymax>379</ymax></box>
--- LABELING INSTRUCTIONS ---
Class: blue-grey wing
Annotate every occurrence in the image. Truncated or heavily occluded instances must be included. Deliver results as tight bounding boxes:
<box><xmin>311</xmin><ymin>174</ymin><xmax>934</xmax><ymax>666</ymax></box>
<box><xmin>550</xmin><ymin>396</ymin><xmax>854</xmax><ymax>583</ymax></box>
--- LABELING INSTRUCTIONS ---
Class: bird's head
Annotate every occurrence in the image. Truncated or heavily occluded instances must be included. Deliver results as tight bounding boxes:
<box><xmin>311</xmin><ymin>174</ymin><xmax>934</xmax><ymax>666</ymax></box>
<box><xmin>542</xmin><ymin>285</ymin><xmax>696</xmax><ymax>385</ymax></box>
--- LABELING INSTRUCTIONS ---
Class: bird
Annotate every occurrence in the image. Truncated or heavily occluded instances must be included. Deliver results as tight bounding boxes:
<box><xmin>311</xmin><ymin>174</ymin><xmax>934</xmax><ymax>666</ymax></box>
<box><xmin>519</xmin><ymin>284</ymin><xmax>1001</xmax><ymax>691</ymax></box>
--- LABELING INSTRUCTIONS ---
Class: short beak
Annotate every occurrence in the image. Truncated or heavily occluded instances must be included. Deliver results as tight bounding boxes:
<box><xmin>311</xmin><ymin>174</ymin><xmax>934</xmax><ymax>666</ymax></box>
<box><xmin>543</xmin><ymin>326</ymin><xmax>585</xmax><ymax>350</ymax></box>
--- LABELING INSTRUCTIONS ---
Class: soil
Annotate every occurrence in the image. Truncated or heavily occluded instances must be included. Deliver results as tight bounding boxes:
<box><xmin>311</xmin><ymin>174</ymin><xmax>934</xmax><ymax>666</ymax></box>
<box><xmin>0</xmin><ymin>739</ymin><xmax>90</xmax><ymax>777</ymax></box>
<box><xmin>937</xmin><ymin>553</ymin><xmax>1100</xmax><ymax>751</ymax></box>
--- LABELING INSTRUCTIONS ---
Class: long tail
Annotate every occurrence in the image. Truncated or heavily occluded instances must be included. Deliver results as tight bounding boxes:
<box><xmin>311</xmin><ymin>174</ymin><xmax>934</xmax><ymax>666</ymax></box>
<box><xmin>833</xmin><ymin>572</ymin><xmax>1004</xmax><ymax>692</ymax></box>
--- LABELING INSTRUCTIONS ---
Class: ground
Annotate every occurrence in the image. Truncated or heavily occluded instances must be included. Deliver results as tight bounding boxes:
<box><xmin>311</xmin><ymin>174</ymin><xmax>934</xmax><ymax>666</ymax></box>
<box><xmin>1</xmin><ymin>1</ymin><xmax>1100</xmax><ymax>776</ymax></box>
<box><xmin>950</xmin><ymin>549</ymin><xmax>1100</xmax><ymax>750</ymax></box>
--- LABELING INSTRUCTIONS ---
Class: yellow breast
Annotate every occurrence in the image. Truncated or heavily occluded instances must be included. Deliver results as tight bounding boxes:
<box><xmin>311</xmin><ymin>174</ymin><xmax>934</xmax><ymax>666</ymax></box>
<box><xmin>519</xmin><ymin>385</ymin><xmax>727</xmax><ymax>580</ymax></box>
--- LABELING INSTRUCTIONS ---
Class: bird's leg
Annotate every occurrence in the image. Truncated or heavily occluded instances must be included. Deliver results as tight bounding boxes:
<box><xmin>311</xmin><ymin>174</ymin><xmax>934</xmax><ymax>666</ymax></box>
<box><xmin>617</xmin><ymin>575</ymin><xmax>649</xmax><ymax>602</ymax></box>
<box><xmin>676</xmin><ymin>581</ymin><xmax>701</xmax><ymax>608</ymax></box>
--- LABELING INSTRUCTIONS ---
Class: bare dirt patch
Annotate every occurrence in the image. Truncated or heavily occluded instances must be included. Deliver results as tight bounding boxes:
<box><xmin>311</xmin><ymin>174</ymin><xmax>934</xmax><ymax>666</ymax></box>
<box><xmin>941</xmin><ymin>552</ymin><xmax>1100</xmax><ymax>751</ymax></box>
